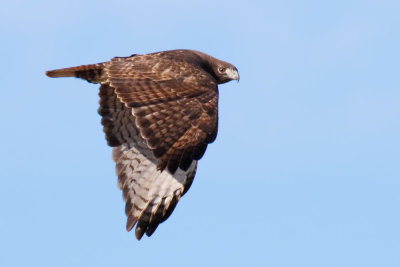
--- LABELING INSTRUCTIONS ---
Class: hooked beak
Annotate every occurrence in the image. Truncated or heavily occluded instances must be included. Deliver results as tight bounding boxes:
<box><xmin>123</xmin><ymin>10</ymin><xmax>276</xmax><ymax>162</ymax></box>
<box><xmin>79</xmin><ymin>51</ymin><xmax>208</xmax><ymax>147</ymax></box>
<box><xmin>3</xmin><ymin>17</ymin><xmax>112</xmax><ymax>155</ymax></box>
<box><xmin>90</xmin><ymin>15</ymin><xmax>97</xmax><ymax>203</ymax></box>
<box><xmin>234</xmin><ymin>68</ymin><xmax>240</xmax><ymax>82</ymax></box>
<box><xmin>227</xmin><ymin>67</ymin><xmax>240</xmax><ymax>82</ymax></box>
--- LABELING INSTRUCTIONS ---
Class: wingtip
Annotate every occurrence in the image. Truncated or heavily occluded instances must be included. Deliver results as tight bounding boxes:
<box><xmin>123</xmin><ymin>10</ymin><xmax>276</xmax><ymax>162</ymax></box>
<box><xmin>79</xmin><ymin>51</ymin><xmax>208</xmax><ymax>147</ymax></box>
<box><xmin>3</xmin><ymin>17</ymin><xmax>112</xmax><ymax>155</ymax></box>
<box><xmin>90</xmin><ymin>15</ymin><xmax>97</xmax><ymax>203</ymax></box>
<box><xmin>145</xmin><ymin>225</ymin><xmax>158</xmax><ymax>237</ymax></box>
<box><xmin>135</xmin><ymin>226</ymin><xmax>146</xmax><ymax>240</ymax></box>
<box><xmin>126</xmin><ymin>215</ymin><xmax>137</xmax><ymax>232</ymax></box>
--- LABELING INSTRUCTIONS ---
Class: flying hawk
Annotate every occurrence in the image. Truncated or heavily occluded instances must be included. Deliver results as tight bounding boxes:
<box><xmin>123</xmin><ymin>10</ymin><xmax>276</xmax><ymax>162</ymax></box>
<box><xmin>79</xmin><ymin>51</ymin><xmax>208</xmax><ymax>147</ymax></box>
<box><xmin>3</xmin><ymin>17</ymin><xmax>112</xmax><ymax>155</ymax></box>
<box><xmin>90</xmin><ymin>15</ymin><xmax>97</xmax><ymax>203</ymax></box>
<box><xmin>46</xmin><ymin>49</ymin><xmax>239</xmax><ymax>240</ymax></box>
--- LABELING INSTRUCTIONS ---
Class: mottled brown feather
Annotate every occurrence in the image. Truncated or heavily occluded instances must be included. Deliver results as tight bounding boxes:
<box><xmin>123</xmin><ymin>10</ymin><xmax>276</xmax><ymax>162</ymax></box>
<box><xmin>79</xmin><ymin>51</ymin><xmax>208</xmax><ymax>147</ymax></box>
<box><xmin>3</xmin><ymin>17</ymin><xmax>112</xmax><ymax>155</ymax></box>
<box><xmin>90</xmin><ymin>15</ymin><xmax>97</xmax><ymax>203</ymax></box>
<box><xmin>106</xmin><ymin>53</ymin><xmax>219</xmax><ymax>173</ymax></box>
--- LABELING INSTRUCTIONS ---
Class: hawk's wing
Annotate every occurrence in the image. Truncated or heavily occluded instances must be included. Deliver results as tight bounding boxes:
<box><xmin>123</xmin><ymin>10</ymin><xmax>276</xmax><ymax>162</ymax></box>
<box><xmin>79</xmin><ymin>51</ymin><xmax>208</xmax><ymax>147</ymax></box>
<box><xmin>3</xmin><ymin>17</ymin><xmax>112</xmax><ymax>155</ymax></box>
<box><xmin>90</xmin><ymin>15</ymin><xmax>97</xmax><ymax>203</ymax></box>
<box><xmin>98</xmin><ymin>55</ymin><xmax>219</xmax><ymax>239</ymax></box>
<box><xmin>99</xmin><ymin>84</ymin><xmax>197</xmax><ymax>240</ymax></box>
<box><xmin>105</xmin><ymin>55</ymin><xmax>219</xmax><ymax>173</ymax></box>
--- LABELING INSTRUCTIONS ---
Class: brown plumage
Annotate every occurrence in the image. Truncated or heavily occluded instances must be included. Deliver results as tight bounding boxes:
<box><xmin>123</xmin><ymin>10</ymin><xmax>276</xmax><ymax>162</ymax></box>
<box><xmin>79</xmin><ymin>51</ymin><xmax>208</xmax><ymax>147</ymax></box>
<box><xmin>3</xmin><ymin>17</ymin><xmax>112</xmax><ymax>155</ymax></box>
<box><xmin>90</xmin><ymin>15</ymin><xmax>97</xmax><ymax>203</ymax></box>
<box><xmin>46</xmin><ymin>49</ymin><xmax>239</xmax><ymax>240</ymax></box>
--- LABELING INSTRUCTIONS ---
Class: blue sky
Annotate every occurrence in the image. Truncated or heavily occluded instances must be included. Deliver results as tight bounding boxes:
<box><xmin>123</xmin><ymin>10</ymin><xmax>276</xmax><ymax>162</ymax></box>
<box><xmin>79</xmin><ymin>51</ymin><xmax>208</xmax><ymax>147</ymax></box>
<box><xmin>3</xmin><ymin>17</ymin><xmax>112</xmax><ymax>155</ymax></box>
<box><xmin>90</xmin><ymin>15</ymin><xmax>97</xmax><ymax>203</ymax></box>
<box><xmin>1</xmin><ymin>0</ymin><xmax>400</xmax><ymax>266</ymax></box>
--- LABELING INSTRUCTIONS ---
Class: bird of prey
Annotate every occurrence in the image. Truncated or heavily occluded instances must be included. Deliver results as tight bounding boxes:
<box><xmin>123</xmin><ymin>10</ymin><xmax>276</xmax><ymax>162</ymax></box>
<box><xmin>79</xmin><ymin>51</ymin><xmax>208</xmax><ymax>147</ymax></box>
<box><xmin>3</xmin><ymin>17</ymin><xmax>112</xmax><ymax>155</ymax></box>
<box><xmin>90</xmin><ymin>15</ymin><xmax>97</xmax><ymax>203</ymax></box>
<box><xmin>46</xmin><ymin>49</ymin><xmax>239</xmax><ymax>240</ymax></box>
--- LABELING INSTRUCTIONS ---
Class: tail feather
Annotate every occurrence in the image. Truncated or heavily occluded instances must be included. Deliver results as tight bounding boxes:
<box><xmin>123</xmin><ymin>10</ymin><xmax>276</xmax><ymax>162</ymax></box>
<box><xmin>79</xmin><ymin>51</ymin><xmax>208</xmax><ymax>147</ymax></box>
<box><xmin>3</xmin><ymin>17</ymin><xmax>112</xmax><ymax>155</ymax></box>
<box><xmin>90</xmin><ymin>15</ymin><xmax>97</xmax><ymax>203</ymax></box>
<box><xmin>45</xmin><ymin>63</ymin><xmax>106</xmax><ymax>83</ymax></box>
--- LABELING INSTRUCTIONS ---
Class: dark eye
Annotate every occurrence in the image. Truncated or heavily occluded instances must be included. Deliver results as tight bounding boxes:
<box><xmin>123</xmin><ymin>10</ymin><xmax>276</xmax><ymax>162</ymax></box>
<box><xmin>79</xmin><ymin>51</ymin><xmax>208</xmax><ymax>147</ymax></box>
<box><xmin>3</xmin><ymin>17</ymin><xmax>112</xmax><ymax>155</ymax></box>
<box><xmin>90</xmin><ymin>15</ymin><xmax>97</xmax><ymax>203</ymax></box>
<box><xmin>218</xmin><ymin>67</ymin><xmax>226</xmax><ymax>73</ymax></box>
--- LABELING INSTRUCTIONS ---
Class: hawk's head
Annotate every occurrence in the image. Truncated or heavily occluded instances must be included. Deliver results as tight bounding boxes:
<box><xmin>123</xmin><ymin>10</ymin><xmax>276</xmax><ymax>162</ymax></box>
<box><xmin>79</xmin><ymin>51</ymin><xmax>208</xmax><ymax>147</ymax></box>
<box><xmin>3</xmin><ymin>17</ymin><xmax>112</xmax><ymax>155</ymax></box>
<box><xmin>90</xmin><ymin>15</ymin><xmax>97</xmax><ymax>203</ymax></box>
<box><xmin>214</xmin><ymin>63</ymin><xmax>240</xmax><ymax>84</ymax></box>
<box><xmin>185</xmin><ymin>49</ymin><xmax>239</xmax><ymax>84</ymax></box>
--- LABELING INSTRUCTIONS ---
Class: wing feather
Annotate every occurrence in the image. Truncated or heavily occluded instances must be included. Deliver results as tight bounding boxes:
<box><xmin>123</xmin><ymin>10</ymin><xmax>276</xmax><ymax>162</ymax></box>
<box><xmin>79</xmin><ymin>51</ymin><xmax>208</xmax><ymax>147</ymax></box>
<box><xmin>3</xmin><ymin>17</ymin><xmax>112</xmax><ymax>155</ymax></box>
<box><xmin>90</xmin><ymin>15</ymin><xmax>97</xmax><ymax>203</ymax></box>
<box><xmin>106</xmin><ymin>55</ymin><xmax>218</xmax><ymax>173</ymax></box>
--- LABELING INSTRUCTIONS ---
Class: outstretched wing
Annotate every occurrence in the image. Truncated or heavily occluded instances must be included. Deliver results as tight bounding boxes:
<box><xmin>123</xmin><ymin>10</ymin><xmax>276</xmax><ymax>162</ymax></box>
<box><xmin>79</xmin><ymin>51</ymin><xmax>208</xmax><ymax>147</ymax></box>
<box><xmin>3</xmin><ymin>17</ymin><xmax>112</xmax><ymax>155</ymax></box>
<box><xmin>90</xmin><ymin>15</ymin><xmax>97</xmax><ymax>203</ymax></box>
<box><xmin>105</xmin><ymin>54</ymin><xmax>219</xmax><ymax>174</ymax></box>
<box><xmin>98</xmin><ymin>84</ymin><xmax>197</xmax><ymax>239</ymax></box>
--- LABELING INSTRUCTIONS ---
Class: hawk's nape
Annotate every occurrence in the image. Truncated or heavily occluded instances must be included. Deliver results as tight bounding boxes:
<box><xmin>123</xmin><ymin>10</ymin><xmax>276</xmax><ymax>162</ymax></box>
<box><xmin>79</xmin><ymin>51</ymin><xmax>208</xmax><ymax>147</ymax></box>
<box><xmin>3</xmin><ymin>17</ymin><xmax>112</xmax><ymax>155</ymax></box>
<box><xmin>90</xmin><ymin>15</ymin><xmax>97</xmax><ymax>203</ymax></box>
<box><xmin>45</xmin><ymin>49</ymin><xmax>239</xmax><ymax>240</ymax></box>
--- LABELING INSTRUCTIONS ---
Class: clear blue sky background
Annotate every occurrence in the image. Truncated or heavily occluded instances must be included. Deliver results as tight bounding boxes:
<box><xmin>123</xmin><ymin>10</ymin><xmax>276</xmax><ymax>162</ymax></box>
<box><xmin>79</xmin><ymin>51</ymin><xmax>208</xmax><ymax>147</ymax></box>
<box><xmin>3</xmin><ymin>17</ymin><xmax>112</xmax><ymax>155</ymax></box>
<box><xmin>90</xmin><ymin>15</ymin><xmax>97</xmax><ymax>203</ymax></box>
<box><xmin>1</xmin><ymin>1</ymin><xmax>399</xmax><ymax>266</ymax></box>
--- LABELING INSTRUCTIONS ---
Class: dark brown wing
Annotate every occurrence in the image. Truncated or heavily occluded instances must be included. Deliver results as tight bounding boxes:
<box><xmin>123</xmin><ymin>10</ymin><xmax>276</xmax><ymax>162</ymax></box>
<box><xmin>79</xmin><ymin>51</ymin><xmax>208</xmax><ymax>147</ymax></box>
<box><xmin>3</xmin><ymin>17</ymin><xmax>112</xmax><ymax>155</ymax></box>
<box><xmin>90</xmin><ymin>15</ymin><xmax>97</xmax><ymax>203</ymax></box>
<box><xmin>98</xmin><ymin>83</ymin><xmax>198</xmax><ymax>240</ymax></box>
<box><xmin>106</xmin><ymin>54</ymin><xmax>219</xmax><ymax>174</ymax></box>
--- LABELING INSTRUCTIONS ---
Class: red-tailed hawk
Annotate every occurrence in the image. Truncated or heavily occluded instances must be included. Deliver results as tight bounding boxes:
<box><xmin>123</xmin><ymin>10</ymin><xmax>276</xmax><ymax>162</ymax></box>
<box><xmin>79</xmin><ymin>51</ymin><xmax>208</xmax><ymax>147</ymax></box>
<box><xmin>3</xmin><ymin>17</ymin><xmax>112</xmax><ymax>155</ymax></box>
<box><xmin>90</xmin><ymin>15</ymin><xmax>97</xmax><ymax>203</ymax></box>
<box><xmin>46</xmin><ymin>49</ymin><xmax>239</xmax><ymax>240</ymax></box>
